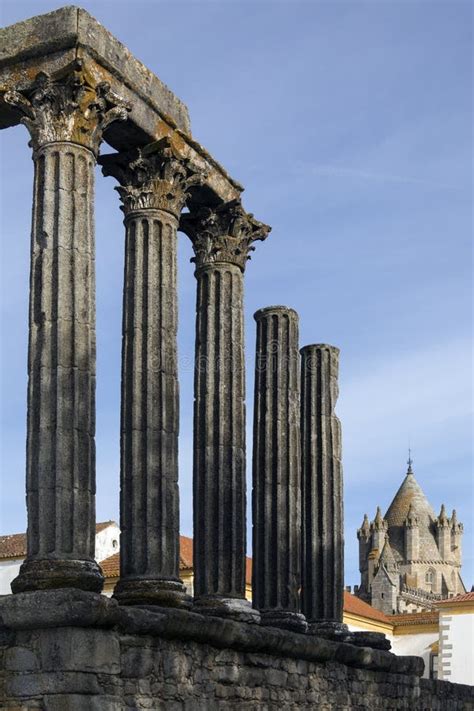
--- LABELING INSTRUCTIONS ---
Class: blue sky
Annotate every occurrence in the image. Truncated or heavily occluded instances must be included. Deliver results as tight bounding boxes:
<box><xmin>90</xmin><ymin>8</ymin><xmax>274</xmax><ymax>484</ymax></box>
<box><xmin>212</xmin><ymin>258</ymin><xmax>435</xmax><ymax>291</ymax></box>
<box><xmin>0</xmin><ymin>0</ymin><xmax>472</xmax><ymax>589</ymax></box>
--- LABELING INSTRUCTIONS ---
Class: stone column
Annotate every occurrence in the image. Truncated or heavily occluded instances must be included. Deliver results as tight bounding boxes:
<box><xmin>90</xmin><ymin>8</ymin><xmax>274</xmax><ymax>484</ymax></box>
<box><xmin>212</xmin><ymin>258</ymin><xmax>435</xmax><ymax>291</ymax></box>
<box><xmin>252</xmin><ymin>306</ymin><xmax>307</xmax><ymax>632</ymax></box>
<box><xmin>300</xmin><ymin>344</ymin><xmax>345</xmax><ymax>634</ymax></box>
<box><xmin>180</xmin><ymin>201</ymin><xmax>270</xmax><ymax>621</ymax></box>
<box><xmin>4</xmin><ymin>61</ymin><xmax>130</xmax><ymax>593</ymax></box>
<box><xmin>99</xmin><ymin>139</ymin><xmax>202</xmax><ymax>606</ymax></box>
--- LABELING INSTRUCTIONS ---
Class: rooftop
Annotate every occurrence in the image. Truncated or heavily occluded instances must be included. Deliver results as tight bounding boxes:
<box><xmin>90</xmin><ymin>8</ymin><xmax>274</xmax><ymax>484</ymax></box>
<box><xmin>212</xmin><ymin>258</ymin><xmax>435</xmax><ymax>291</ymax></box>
<box><xmin>0</xmin><ymin>521</ymin><xmax>117</xmax><ymax>560</ymax></box>
<box><xmin>385</xmin><ymin>468</ymin><xmax>437</xmax><ymax>528</ymax></box>
<box><xmin>383</xmin><ymin>465</ymin><xmax>441</xmax><ymax>562</ymax></box>
<box><xmin>343</xmin><ymin>591</ymin><xmax>389</xmax><ymax>624</ymax></box>
<box><xmin>437</xmin><ymin>591</ymin><xmax>474</xmax><ymax>607</ymax></box>
<box><xmin>100</xmin><ymin>537</ymin><xmax>253</xmax><ymax>586</ymax></box>
<box><xmin>390</xmin><ymin>610</ymin><xmax>439</xmax><ymax>627</ymax></box>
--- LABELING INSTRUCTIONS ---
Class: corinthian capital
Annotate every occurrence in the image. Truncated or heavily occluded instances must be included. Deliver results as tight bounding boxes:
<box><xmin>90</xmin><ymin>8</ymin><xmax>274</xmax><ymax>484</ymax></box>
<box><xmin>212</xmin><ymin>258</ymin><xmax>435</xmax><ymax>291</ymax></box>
<box><xmin>180</xmin><ymin>200</ymin><xmax>271</xmax><ymax>272</ymax></box>
<box><xmin>99</xmin><ymin>137</ymin><xmax>205</xmax><ymax>217</ymax></box>
<box><xmin>3</xmin><ymin>60</ymin><xmax>131</xmax><ymax>155</ymax></box>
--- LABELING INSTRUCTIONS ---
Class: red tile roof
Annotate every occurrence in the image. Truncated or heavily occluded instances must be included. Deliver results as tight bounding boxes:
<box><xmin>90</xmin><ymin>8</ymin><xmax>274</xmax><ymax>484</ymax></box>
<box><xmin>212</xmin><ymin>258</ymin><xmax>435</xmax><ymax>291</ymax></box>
<box><xmin>343</xmin><ymin>592</ymin><xmax>390</xmax><ymax>623</ymax></box>
<box><xmin>100</xmin><ymin>536</ymin><xmax>253</xmax><ymax>584</ymax></box>
<box><xmin>96</xmin><ymin>521</ymin><xmax>117</xmax><ymax>533</ymax></box>
<box><xmin>437</xmin><ymin>592</ymin><xmax>474</xmax><ymax>606</ymax></box>
<box><xmin>177</xmin><ymin>534</ymin><xmax>253</xmax><ymax>585</ymax></box>
<box><xmin>180</xmin><ymin>535</ymin><xmax>193</xmax><ymax>570</ymax></box>
<box><xmin>100</xmin><ymin>551</ymin><xmax>120</xmax><ymax>578</ymax></box>
<box><xmin>0</xmin><ymin>532</ymin><xmax>27</xmax><ymax>559</ymax></box>
<box><xmin>390</xmin><ymin>610</ymin><xmax>439</xmax><ymax>626</ymax></box>
<box><xmin>0</xmin><ymin>522</ymin><xmax>117</xmax><ymax>560</ymax></box>
<box><xmin>343</xmin><ymin>594</ymin><xmax>439</xmax><ymax>627</ymax></box>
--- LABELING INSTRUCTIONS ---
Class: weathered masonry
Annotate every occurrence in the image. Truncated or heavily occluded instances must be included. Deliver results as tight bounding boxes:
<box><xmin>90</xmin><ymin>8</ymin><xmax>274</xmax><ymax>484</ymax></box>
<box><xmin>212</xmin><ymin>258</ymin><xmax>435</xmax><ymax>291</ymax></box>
<box><xmin>0</xmin><ymin>7</ymin><xmax>472</xmax><ymax>709</ymax></box>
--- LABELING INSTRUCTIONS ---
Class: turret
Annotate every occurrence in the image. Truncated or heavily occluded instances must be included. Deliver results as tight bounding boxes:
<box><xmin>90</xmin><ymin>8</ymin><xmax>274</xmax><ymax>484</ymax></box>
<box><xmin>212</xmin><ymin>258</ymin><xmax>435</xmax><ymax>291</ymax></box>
<box><xmin>370</xmin><ymin>506</ymin><xmax>388</xmax><ymax>555</ymax></box>
<box><xmin>436</xmin><ymin>504</ymin><xmax>451</xmax><ymax>560</ymax></box>
<box><xmin>357</xmin><ymin>514</ymin><xmax>371</xmax><ymax>592</ymax></box>
<box><xmin>404</xmin><ymin>502</ymin><xmax>419</xmax><ymax>560</ymax></box>
<box><xmin>358</xmin><ymin>513</ymin><xmax>371</xmax><ymax>540</ymax></box>
<box><xmin>370</xmin><ymin>535</ymin><xmax>399</xmax><ymax>614</ymax></box>
<box><xmin>451</xmin><ymin>509</ymin><xmax>463</xmax><ymax>566</ymax></box>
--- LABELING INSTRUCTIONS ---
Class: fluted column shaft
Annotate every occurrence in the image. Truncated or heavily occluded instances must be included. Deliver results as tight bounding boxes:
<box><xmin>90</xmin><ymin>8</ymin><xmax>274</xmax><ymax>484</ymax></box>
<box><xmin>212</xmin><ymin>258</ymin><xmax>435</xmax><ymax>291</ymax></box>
<box><xmin>252</xmin><ymin>306</ymin><xmax>306</xmax><ymax>632</ymax></box>
<box><xmin>11</xmin><ymin>142</ymin><xmax>102</xmax><ymax>593</ymax></box>
<box><xmin>180</xmin><ymin>199</ymin><xmax>270</xmax><ymax>620</ymax></box>
<box><xmin>193</xmin><ymin>263</ymin><xmax>246</xmax><ymax>600</ymax></box>
<box><xmin>5</xmin><ymin>62</ymin><xmax>129</xmax><ymax>594</ymax></box>
<box><xmin>117</xmin><ymin>209</ymin><xmax>185</xmax><ymax>604</ymax></box>
<box><xmin>100</xmin><ymin>138</ymin><xmax>200</xmax><ymax>606</ymax></box>
<box><xmin>301</xmin><ymin>344</ymin><xmax>344</xmax><ymax>625</ymax></box>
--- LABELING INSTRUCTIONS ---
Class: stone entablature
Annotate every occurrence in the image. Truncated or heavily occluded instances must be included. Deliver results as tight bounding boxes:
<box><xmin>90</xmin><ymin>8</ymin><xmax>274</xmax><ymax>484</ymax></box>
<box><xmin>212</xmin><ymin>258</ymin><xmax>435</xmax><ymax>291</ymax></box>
<box><xmin>0</xmin><ymin>6</ymin><xmax>241</xmax><ymax>206</ymax></box>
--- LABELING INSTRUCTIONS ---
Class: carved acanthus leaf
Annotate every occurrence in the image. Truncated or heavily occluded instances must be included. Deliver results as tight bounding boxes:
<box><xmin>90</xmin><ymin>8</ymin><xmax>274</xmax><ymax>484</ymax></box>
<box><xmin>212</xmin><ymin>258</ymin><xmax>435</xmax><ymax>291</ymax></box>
<box><xmin>180</xmin><ymin>200</ymin><xmax>271</xmax><ymax>272</ymax></box>
<box><xmin>100</xmin><ymin>138</ymin><xmax>205</xmax><ymax>217</ymax></box>
<box><xmin>3</xmin><ymin>60</ymin><xmax>131</xmax><ymax>155</ymax></box>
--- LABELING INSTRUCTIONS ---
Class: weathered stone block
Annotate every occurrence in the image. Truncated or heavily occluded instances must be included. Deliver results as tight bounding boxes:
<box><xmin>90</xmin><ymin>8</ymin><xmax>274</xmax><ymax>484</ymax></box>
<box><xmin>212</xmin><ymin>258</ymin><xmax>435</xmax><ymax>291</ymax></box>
<box><xmin>162</xmin><ymin>651</ymin><xmax>193</xmax><ymax>680</ymax></box>
<box><xmin>4</xmin><ymin>646</ymin><xmax>39</xmax><ymax>672</ymax></box>
<box><xmin>38</xmin><ymin>627</ymin><xmax>120</xmax><ymax>674</ymax></box>
<box><xmin>43</xmin><ymin>694</ymin><xmax>121</xmax><ymax>711</ymax></box>
<box><xmin>6</xmin><ymin>671</ymin><xmax>101</xmax><ymax>697</ymax></box>
<box><xmin>122</xmin><ymin>646</ymin><xmax>155</xmax><ymax>679</ymax></box>
<box><xmin>0</xmin><ymin>589</ymin><xmax>118</xmax><ymax>630</ymax></box>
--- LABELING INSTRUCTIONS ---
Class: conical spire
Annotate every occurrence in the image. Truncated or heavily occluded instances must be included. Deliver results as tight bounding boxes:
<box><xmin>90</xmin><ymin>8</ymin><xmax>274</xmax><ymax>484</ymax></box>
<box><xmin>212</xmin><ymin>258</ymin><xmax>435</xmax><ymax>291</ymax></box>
<box><xmin>385</xmin><ymin>463</ymin><xmax>436</xmax><ymax>527</ymax></box>
<box><xmin>384</xmin><ymin>458</ymin><xmax>441</xmax><ymax>561</ymax></box>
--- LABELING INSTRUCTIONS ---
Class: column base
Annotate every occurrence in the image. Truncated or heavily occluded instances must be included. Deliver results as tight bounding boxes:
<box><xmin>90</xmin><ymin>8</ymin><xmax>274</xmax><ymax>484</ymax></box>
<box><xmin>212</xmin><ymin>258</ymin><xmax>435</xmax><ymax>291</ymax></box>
<box><xmin>351</xmin><ymin>631</ymin><xmax>392</xmax><ymax>651</ymax></box>
<box><xmin>307</xmin><ymin>620</ymin><xmax>351</xmax><ymax>641</ymax></box>
<box><xmin>113</xmin><ymin>578</ymin><xmax>191</xmax><ymax>608</ymax></box>
<box><xmin>11</xmin><ymin>558</ymin><xmax>104</xmax><ymax>594</ymax></box>
<box><xmin>260</xmin><ymin>610</ymin><xmax>308</xmax><ymax>634</ymax></box>
<box><xmin>193</xmin><ymin>596</ymin><xmax>261</xmax><ymax>624</ymax></box>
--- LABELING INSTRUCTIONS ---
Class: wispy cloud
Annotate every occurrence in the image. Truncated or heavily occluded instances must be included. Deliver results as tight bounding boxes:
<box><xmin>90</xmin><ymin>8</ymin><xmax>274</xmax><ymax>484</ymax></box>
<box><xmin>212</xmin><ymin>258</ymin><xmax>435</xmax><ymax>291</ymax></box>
<box><xmin>339</xmin><ymin>335</ymin><xmax>473</xmax><ymax>480</ymax></box>
<box><xmin>305</xmin><ymin>164</ymin><xmax>462</xmax><ymax>191</ymax></box>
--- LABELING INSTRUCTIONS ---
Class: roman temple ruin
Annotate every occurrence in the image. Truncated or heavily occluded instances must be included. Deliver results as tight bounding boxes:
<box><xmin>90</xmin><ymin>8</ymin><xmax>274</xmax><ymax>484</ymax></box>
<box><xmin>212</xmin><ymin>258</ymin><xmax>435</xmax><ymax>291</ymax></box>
<box><xmin>0</xmin><ymin>7</ymin><xmax>472</xmax><ymax>709</ymax></box>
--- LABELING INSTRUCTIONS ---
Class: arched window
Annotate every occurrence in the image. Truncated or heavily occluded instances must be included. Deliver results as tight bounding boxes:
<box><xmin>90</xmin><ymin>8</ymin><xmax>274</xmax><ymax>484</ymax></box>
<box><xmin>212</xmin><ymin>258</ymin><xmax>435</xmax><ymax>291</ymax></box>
<box><xmin>425</xmin><ymin>569</ymin><xmax>435</xmax><ymax>585</ymax></box>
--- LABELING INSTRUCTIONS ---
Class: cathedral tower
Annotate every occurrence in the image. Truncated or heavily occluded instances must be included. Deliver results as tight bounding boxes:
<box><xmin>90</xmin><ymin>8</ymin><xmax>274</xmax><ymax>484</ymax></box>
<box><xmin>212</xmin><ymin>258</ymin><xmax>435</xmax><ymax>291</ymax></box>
<box><xmin>356</xmin><ymin>457</ymin><xmax>466</xmax><ymax>613</ymax></box>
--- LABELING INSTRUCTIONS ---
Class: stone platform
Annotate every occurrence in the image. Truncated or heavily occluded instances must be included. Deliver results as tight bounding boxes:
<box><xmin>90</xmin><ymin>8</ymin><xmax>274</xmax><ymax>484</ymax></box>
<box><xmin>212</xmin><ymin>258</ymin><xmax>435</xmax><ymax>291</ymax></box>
<box><xmin>1</xmin><ymin>590</ymin><xmax>473</xmax><ymax>710</ymax></box>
